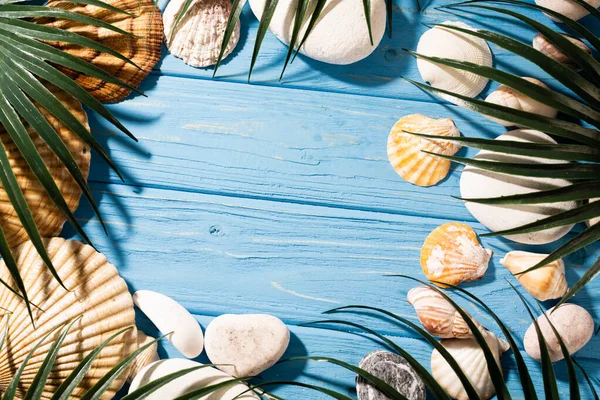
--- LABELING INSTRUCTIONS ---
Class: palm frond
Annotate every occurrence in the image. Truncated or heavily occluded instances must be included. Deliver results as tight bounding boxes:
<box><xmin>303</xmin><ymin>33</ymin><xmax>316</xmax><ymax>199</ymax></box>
<box><xmin>280</xmin><ymin>0</ymin><xmax>309</xmax><ymax>80</ymax></box>
<box><xmin>249</xmin><ymin>0</ymin><xmax>280</xmax><ymax>81</ymax></box>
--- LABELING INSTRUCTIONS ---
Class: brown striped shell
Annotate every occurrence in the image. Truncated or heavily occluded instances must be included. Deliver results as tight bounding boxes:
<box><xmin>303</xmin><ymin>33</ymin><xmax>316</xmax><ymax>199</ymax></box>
<box><xmin>0</xmin><ymin>238</ymin><xmax>136</xmax><ymax>399</ymax></box>
<box><xmin>39</xmin><ymin>0</ymin><xmax>163</xmax><ymax>103</ymax></box>
<box><xmin>0</xmin><ymin>86</ymin><xmax>90</xmax><ymax>249</ymax></box>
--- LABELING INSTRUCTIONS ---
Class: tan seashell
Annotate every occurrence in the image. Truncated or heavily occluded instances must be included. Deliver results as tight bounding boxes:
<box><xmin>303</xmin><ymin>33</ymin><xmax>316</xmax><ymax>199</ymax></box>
<box><xmin>127</xmin><ymin>331</ymin><xmax>160</xmax><ymax>383</ymax></box>
<box><xmin>420</xmin><ymin>222</ymin><xmax>492</xmax><ymax>287</ymax></box>
<box><xmin>39</xmin><ymin>0</ymin><xmax>163</xmax><ymax>103</ymax></box>
<box><xmin>484</xmin><ymin>78</ymin><xmax>558</xmax><ymax>126</ymax></box>
<box><xmin>407</xmin><ymin>286</ymin><xmax>485</xmax><ymax>339</ymax></box>
<box><xmin>0</xmin><ymin>86</ymin><xmax>90</xmax><ymax>249</ymax></box>
<box><xmin>387</xmin><ymin>114</ymin><xmax>461</xmax><ymax>187</ymax></box>
<box><xmin>0</xmin><ymin>238</ymin><xmax>136</xmax><ymax>398</ymax></box>
<box><xmin>163</xmin><ymin>0</ymin><xmax>240</xmax><ymax>68</ymax></box>
<box><xmin>500</xmin><ymin>251</ymin><xmax>568</xmax><ymax>301</ymax></box>
<box><xmin>533</xmin><ymin>33</ymin><xmax>593</xmax><ymax>70</ymax></box>
<box><xmin>431</xmin><ymin>330</ymin><xmax>510</xmax><ymax>400</ymax></box>
<box><xmin>535</xmin><ymin>0</ymin><xmax>600</xmax><ymax>22</ymax></box>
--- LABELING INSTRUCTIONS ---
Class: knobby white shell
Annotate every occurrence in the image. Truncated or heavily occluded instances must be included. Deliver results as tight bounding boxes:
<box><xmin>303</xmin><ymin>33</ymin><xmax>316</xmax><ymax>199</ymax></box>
<box><xmin>417</xmin><ymin>21</ymin><xmax>492</xmax><ymax>98</ymax></box>
<box><xmin>133</xmin><ymin>290</ymin><xmax>204</xmax><ymax>358</ymax></box>
<box><xmin>163</xmin><ymin>0</ymin><xmax>240</xmax><ymax>67</ymax></box>
<box><xmin>431</xmin><ymin>330</ymin><xmax>510</xmax><ymax>400</ymax></box>
<box><xmin>533</xmin><ymin>33</ymin><xmax>593</xmax><ymax>70</ymax></box>
<box><xmin>127</xmin><ymin>331</ymin><xmax>160</xmax><ymax>383</ymax></box>
<box><xmin>535</xmin><ymin>0</ymin><xmax>600</xmax><ymax>22</ymax></box>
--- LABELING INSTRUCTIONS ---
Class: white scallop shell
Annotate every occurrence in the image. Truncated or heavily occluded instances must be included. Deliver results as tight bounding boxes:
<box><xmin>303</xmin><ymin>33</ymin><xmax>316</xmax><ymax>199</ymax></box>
<box><xmin>535</xmin><ymin>0</ymin><xmax>600</xmax><ymax>22</ymax></box>
<box><xmin>127</xmin><ymin>331</ymin><xmax>160</xmax><ymax>383</ymax></box>
<box><xmin>417</xmin><ymin>21</ymin><xmax>492</xmax><ymax>98</ymax></box>
<box><xmin>163</xmin><ymin>0</ymin><xmax>240</xmax><ymax>68</ymax></box>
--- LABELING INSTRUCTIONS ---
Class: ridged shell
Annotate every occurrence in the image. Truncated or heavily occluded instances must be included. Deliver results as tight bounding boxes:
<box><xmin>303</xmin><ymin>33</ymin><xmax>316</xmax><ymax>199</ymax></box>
<box><xmin>431</xmin><ymin>330</ymin><xmax>510</xmax><ymax>400</ymax></box>
<box><xmin>387</xmin><ymin>114</ymin><xmax>461</xmax><ymax>187</ymax></box>
<box><xmin>417</xmin><ymin>21</ymin><xmax>492</xmax><ymax>98</ymax></box>
<box><xmin>484</xmin><ymin>78</ymin><xmax>557</xmax><ymax>126</ymax></box>
<box><xmin>420</xmin><ymin>222</ymin><xmax>492</xmax><ymax>287</ymax></box>
<box><xmin>407</xmin><ymin>286</ymin><xmax>484</xmax><ymax>339</ymax></box>
<box><xmin>0</xmin><ymin>238</ymin><xmax>136</xmax><ymax>399</ymax></box>
<box><xmin>163</xmin><ymin>0</ymin><xmax>240</xmax><ymax>68</ymax></box>
<box><xmin>533</xmin><ymin>33</ymin><xmax>593</xmax><ymax>69</ymax></box>
<box><xmin>39</xmin><ymin>0</ymin><xmax>163</xmax><ymax>103</ymax></box>
<box><xmin>0</xmin><ymin>86</ymin><xmax>90</xmax><ymax>249</ymax></box>
<box><xmin>587</xmin><ymin>198</ymin><xmax>599</xmax><ymax>227</ymax></box>
<box><xmin>535</xmin><ymin>0</ymin><xmax>600</xmax><ymax>22</ymax></box>
<box><xmin>127</xmin><ymin>331</ymin><xmax>160</xmax><ymax>383</ymax></box>
<box><xmin>500</xmin><ymin>251</ymin><xmax>568</xmax><ymax>301</ymax></box>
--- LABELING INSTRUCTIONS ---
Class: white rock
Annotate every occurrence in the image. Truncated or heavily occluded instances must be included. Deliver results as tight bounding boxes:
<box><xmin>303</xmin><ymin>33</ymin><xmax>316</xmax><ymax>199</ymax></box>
<box><xmin>205</xmin><ymin>314</ymin><xmax>290</xmax><ymax>377</ymax></box>
<box><xmin>535</xmin><ymin>0</ymin><xmax>600</xmax><ymax>22</ymax></box>
<box><xmin>586</xmin><ymin>198</ymin><xmax>599</xmax><ymax>227</ymax></box>
<box><xmin>524</xmin><ymin>304</ymin><xmax>594</xmax><ymax>362</ymax></box>
<box><xmin>460</xmin><ymin>129</ymin><xmax>578</xmax><ymax>244</ymax></box>
<box><xmin>129</xmin><ymin>359</ymin><xmax>259</xmax><ymax>399</ymax></box>
<box><xmin>248</xmin><ymin>0</ymin><xmax>386</xmax><ymax>65</ymax></box>
<box><xmin>133</xmin><ymin>290</ymin><xmax>204</xmax><ymax>358</ymax></box>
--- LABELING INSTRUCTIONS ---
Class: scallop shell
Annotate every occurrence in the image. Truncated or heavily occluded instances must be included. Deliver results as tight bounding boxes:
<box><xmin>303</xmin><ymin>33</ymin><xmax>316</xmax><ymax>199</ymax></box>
<box><xmin>420</xmin><ymin>222</ymin><xmax>492</xmax><ymax>287</ymax></box>
<box><xmin>533</xmin><ymin>33</ymin><xmax>593</xmax><ymax>69</ymax></box>
<box><xmin>0</xmin><ymin>238</ymin><xmax>136</xmax><ymax>399</ymax></box>
<box><xmin>586</xmin><ymin>198</ymin><xmax>599</xmax><ymax>227</ymax></box>
<box><xmin>127</xmin><ymin>331</ymin><xmax>160</xmax><ymax>383</ymax></box>
<box><xmin>387</xmin><ymin>114</ymin><xmax>461</xmax><ymax>187</ymax></box>
<box><xmin>407</xmin><ymin>286</ymin><xmax>485</xmax><ymax>339</ymax></box>
<box><xmin>163</xmin><ymin>0</ymin><xmax>240</xmax><ymax>68</ymax></box>
<box><xmin>417</xmin><ymin>21</ymin><xmax>492</xmax><ymax>98</ymax></box>
<box><xmin>39</xmin><ymin>0</ymin><xmax>163</xmax><ymax>103</ymax></box>
<box><xmin>0</xmin><ymin>86</ymin><xmax>90</xmax><ymax>249</ymax></box>
<box><xmin>500</xmin><ymin>251</ymin><xmax>568</xmax><ymax>301</ymax></box>
<box><xmin>535</xmin><ymin>0</ymin><xmax>600</xmax><ymax>22</ymax></box>
<box><xmin>431</xmin><ymin>330</ymin><xmax>510</xmax><ymax>400</ymax></box>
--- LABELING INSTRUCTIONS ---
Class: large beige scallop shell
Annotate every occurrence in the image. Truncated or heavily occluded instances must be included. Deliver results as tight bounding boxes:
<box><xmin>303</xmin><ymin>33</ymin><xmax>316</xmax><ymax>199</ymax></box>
<box><xmin>127</xmin><ymin>331</ymin><xmax>160</xmax><ymax>383</ymax></box>
<box><xmin>420</xmin><ymin>222</ymin><xmax>492</xmax><ymax>287</ymax></box>
<box><xmin>431</xmin><ymin>330</ymin><xmax>510</xmax><ymax>400</ymax></box>
<box><xmin>0</xmin><ymin>238</ymin><xmax>137</xmax><ymax>398</ymax></box>
<box><xmin>39</xmin><ymin>0</ymin><xmax>163</xmax><ymax>103</ymax></box>
<box><xmin>533</xmin><ymin>33</ymin><xmax>593</xmax><ymax>70</ymax></box>
<box><xmin>387</xmin><ymin>114</ymin><xmax>461</xmax><ymax>187</ymax></box>
<box><xmin>500</xmin><ymin>251</ymin><xmax>568</xmax><ymax>301</ymax></box>
<box><xmin>163</xmin><ymin>0</ymin><xmax>241</xmax><ymax>68</ymax></box>
<box><xmin>417</xmin><ymin>21</ymin><xmax>492</xmax><ymax>98</ymax></box>
<box><xmin>0</xmin><ymin>86</ymin><xmax>90</xmax><ymax>249</ymax></box>
<box><xmin>407</xmin><ymin>286</ymin><xmax>485</xmax><ymax>339</ymax></box>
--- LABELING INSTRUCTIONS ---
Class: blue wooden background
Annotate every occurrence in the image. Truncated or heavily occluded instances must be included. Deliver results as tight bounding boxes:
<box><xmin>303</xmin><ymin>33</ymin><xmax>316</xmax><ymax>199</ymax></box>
<box><xmin>59</xmin><ymin>0</ymin><xmax>600</xmax><ymax>398</ymax></box>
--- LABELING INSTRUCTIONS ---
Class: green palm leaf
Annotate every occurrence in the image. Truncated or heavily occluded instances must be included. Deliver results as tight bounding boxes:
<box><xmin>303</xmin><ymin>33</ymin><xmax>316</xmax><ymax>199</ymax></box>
<box><xmin>574</xmin><ymin>359</ymin><xmax>600</xmax><ymax>400</ymax></box>
<box><xmin>213</xmin><ymin>0</ymin><xmax>244</xmax><ymax>77</ymax></box>
<box><xmin>241</xmin><ymin>381</ymin><xmax>354</xmax><ymax>400</ymax></box>
<box><xmin>362</xmin><ymin>0</ymin><xmax>373</xmax><ymax>45</ymax></box>
<box><xmin>280</xmin><ymin>0</ymin><xmax>309</xmax><ymax>80</ymax></box>
<box><xmin>554</xmin><ymin>257</ymin><xmax>600</xmax><ymax>309</ymax></box>
<box><xmin>293</xmin><ymin>0</ymin><xmax>327</xmax><ymax>63</ymax></box>
<box><xmin>173</xmin><ymin>378</ymin><xmax>252</xmax><ymax>400</ymax></box>
<box><xmin>249</xmin><ymin>0</ymin><xmax>280</xmax><ymax>81</ymax></box>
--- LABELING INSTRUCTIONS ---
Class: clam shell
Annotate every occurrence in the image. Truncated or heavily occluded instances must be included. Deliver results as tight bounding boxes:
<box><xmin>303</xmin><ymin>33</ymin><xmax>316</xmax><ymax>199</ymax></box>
<box><xmin>484</xmin><ymin>78</ymin><xmax>557</xmax><ymax>126</ymax></box>
<box><xmin>417</xmin><ymin>21</ymin><xmax>492</xmax><ymax>98</ymax></box>
<box><xmin>387</xmin><ymin>114</ymin><xmax>461</xmax><ymax>187</ymax></box>
<box><xmin>407</xmin><ymin>286</ymin><xmax>484</xmax><ymax>339</ymax></box>
<box><xmin>127</xmin><ymin>331</ymin><xmax>160</xmax><ymax>383</ymax></box>
<box><xmin>163</xmin><ymin>0</ymin><xmax>240</xmax><ymax>68</ymax></box>
<box><xmin>431</xmin><ymin>330</ymin><xmax>509</xmax><ymax>400</ymax></box>
<box><xmin>0</xmin><ymin>86</ymin><xmax>90</xmax><ymax>249</ymax></box>
<box><xmin>39</xmin><ymin>0</ymin><xmax>163</xmax><ymax>103</ymax></box>
<box><xmin>535</xmin><ymin>0</ymin><xmax>600</xmax><ymax>22</ymax></box>
<box><xmin>420</xmin><ymin>222</ymin><xmax>492</xmax><ymax>287</ymax></box>
<box><xmin>500</xmin><ymin>251</ymin><xmax>568</xmax><ymax>301</ymax></box>
<box><xmin>0</xmin><ymin>238</ymin><xmax>136</xmax><ymax>399</ymax></box>
<box><xmin>533</xmin><ymin>33</ymin><xmax>593</xmax><ymax>69</ymax></box>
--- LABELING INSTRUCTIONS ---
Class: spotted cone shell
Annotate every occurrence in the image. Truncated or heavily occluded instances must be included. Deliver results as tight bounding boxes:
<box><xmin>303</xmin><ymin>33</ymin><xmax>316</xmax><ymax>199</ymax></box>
<box><xmin>0</xmin><ymin>86</ymin><xmax>90</xmax><ymax>249</ymax></box>
<box><xmin>39</xmin><ymin>0</ymin><xmax>163</xmax><ymax>103</ymax></box>
<box><xmin>0</xmin><ymin>238</ymin><xmax>136</xmax><ymax>398</ymax></box>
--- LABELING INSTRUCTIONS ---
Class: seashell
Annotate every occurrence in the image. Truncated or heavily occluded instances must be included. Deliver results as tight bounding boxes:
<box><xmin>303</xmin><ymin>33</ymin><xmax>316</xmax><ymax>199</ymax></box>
<box><xmin>0</xmin><ymin>238</ymin><xmax>137</xmax><ymax>398</ymax></box>
<box><xmin>387</xmin><ymin>114</ymin><xmax>461</xmax><ymax>187</ymax></box>
<box><xmin>420</xmin><ymin>222</ymin><xmax>492</xmax><ymax>287</ymax></box>
<box><xmin>500</xmin><ymin>251</ymin><xmax>568</xmax><ymax>301</ymax></box>
<box><xmin>535</xmin><ymin>0</ymin><xmax>600</xmax><ymax>22</ymax></box>
<box><xmin>586</xmin><ymin>197</ymin><xmax>599</xmax><ymax>227</ymax></box>
<box><xmin>407</xmin><ymin>286</ymin><xmax>485</xmax><ymax>339</ymax></box>
<box><xmin>533</xmin><ymin>33</ymin><xmax>593</xmax><ymax>70</ymax></box>
<box><xmin>417</xmin><ymin>21</ymin><xmax>492</xmax><ymax>98</ymax></box>
<box><xmin>431</xmin><ymin>330</ymin><xmax>510</xmax><ymax>400</ymax></box>
<box><xmin>0</xmin><ymin>85</ymin><xmax>90</xmax><ymax>249</ymax></box>
<box><xmin>39</xmin><ymin>0</ymin><xmax>163</xmax><ymax>103</ymax></box>
<box><xmin>484</xmin><ymin>78</ymin><xmax>558</xmax><ymax>126</ymax></box>
<box><xmin>163</xmin><ymin>0</ymin><xmax>240</xmax><ymax>68</ymax></box>
<box><xmin>127</xmin><ymin>331</ymin><xmax>160</xmax><ymax>383</ymax></box>
<box><xmin>133</xmin><ymin>290</ymin><xmax>204</xmax><ymax>359</ymax></box>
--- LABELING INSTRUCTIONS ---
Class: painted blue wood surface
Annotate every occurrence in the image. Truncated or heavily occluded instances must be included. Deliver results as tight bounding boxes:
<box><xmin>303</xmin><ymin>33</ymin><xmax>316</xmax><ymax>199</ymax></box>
<box><xmin>60</xmin><ymin>0</ymin><xmax>600</xmax><ymax>398</ymax></box>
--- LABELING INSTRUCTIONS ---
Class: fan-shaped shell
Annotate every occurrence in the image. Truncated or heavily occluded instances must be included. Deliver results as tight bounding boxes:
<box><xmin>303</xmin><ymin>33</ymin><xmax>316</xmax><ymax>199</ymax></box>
<box><xmin>163</xmin><ymin>0</ymin><xmax>240</xmax><ymax>68</ymax></box>
<box><xmin>387</xmin><ymin>114</ymin><xmax>461</xmax><ymax>187</ymax></box>
<box><xmin>431</xmin><ymin>330</ymin><xmax>509</xmax><ymax>400</ymax></box>
<box><xmin>420</xmin><ymin>222</ymin><xmax>492</xmax><ymax>287</ymax></box>
<box><xmin>407</xmin><ymin>286</ymin><xmax>484</xmax><ymax>339</ymax></box>
<box><xmin>127</xmin><ymin>331</ymin><xmax>160</xmax><ymax>383</ymax></box>
<box><xmin>39</xmin><ymin>0</ymin><xmax>163</xmax><ymax>103</ymax></box>
<box><xmin>0</xmin><ymin>238</ymin><xmax>136</xmax><ymax>398</ymax></box>
<box><xmin>533</xmin><ymin>33</ymin><xmax>593</xmax><ymax>69</ymax></box>
<box><xmin>535</xmin><ymin>0</ymin><xmax>600</xmax><ymax>22</ymax></box>
<box><xmin>417</xmin><ymin>21</ymin><xmax>492</xmax><ymax>98</ymax></box>
<box><xmin>500</xmin><ymin>251</ymin><xmax>568</xmax><ymax>301</ymax></box>
<box><xmin>0</xmin><ymin>86</ymin><xmax>90</xmax><ymax>249</ymax></box>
